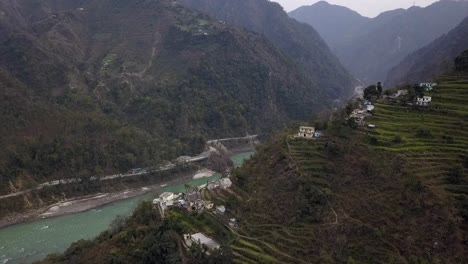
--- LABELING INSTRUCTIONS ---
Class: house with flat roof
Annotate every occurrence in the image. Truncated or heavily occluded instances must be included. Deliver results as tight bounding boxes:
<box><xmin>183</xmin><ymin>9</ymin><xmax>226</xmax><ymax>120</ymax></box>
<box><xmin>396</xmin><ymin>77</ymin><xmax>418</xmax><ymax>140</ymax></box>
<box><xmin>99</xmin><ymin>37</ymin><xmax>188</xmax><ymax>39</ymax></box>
<box><xmin>297</xmin><ymin>126</ymin><xmax>315</xmax><ymax>139</ymax></box>
<box><xmin>416</xmin><ymin>96</ymin><xmax>432</xmax><ymax>106</ymax></box>
<box><xmin>216</xmin><ymin>205</ymin><xmax>226</xmax><ymax>214</ymax></box>
<box><xmin>189</xmin><ymin>233</ymin><xmax>220</xmax><ymax>251</ymax></box>
<box><xmin>159</xmin><ymin>192</ymin><xmax>175</xmax><ymax>202</ymax></box>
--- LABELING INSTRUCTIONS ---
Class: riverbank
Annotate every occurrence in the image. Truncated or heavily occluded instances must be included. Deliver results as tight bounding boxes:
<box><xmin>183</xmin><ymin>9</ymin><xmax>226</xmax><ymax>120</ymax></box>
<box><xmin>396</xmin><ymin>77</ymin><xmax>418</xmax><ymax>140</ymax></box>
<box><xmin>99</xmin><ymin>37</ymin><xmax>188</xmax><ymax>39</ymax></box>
<box><xmin>0</xmin><ymin>170</ymin><xmax>201</xmax><ymax>229</ymax></box>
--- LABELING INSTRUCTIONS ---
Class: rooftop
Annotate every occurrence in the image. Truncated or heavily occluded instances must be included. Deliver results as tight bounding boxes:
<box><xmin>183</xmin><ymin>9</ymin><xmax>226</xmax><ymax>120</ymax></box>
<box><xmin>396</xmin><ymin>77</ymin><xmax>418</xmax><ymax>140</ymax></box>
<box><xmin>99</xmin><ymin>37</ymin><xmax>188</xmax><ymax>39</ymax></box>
<box><xmin>191</xmin><ymin>233</ymin><xmax>220</xmax><ymax>250</ymax></box>
<box><xmin>160</xmin><ymin>192</ymin><xmax>173</xmax><ymax>199</ymax></box>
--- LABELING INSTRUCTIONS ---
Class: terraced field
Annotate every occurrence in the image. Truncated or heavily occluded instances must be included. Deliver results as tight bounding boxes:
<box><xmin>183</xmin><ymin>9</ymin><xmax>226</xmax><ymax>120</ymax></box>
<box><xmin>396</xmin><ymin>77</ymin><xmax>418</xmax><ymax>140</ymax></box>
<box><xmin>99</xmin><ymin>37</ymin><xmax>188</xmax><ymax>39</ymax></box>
<box><xmin>219</xmin><ymin>138</ymin><xmax>337</xmax><ymax>264</ymax></box>
<box><xmin>369</xmin><ymin>74</ymin><xmax>468</xmax><ymax>196</ymax></box>
<box><xmin>206</xmin><ymin>75</ymin><xmax>468</xmax><ymax>263</ymax></box>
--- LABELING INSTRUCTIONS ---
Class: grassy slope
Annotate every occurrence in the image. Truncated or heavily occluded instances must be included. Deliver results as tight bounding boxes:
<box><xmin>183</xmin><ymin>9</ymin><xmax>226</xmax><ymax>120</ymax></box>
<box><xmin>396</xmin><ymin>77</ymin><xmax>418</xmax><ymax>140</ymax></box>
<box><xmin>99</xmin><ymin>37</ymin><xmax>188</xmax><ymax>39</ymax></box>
<box><xmin>226</xmin><ymin>73</ymin><xmax>468</xmax><ymax>263</ymax></box>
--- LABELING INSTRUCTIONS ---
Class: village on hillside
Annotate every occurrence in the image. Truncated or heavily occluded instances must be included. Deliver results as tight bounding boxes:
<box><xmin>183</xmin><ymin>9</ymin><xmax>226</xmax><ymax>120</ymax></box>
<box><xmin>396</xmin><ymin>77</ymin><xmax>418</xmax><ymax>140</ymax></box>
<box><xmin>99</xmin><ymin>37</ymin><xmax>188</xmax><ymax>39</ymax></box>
<box><xmin>345</xmin><ymin>82</ymin><xmax>437</xmax><ymax>129</ymax></box>
<box><xmin>152</xmin><ymin>165</ymin><xmax>238</xmax><ymax>253</ymax></box>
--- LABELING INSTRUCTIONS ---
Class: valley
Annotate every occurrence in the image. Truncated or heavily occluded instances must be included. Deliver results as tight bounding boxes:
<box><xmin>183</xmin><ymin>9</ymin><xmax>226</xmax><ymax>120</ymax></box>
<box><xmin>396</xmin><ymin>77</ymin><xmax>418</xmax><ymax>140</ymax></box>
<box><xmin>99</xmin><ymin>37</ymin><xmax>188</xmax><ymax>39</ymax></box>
<box><xmin>0</xmin><ymin>0</ymin><xmax>467</xmax><ymax>263</ymax></box>
<box><xmin>0</xmin><ymin>152</ymin><xmax>254</xmax><ymax>264</ymax></box>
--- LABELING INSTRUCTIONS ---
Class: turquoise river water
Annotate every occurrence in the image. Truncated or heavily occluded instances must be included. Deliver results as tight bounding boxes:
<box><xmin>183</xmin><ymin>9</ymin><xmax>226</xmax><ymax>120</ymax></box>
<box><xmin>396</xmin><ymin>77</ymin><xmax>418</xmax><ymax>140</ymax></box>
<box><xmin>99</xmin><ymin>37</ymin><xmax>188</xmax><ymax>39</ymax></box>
<box><xmin>0</xmin><ymin>152</ymin><xmax>254</xmax><ymax>264</ymax></box>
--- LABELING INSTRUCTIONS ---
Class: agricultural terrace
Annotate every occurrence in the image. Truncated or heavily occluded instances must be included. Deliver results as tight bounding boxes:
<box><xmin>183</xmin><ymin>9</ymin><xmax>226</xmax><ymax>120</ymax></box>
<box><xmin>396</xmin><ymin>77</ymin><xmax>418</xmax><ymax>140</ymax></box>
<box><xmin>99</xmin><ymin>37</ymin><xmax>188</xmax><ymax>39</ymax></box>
<box><xmin>368</xmin><ymin>74</ymin><xmax>468</xmax><ymax>195</ymax></box>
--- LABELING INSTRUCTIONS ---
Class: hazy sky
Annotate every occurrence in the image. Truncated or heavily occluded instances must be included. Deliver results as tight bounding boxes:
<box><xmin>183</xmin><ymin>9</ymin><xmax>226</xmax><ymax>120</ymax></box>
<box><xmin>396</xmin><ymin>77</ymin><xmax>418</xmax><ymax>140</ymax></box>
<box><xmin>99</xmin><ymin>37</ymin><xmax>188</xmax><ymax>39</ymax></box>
<box><xmin>273</xmin><ymin>0</ymin><xmax>440</xmax><ymax>17</ymax></box>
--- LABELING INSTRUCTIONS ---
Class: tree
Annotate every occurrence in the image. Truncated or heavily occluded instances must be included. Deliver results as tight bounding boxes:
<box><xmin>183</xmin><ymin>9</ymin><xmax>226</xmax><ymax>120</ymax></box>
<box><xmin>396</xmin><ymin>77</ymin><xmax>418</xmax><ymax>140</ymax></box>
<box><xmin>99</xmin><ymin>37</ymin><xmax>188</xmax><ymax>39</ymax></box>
<box><xmin>416</xmin><ymin>128</ymin><xmax>433</xmax><ymax>138</ymax></box>
<box><xmin>184</xmin><ymin>183</ymin><xmax>192</xmax><ymax>194</ymax></box>
<box><xmin>363</xmin><ymin>85</ymin><xmax>379</xmax><ymax>100</ymax></box>
<box><xmin>377</xmin><ymin>82</ymin><xmax>383</xmax><ymax>95</ymax></box>
<box><xmin>110</xmin><ymin>215</ymin><xmax>128</xmax><ymax>234</ymax></box>
<box><xmin>347</xmin><ymin>117</ymin><xmax>358</xmax><ymax>129</ymax></box>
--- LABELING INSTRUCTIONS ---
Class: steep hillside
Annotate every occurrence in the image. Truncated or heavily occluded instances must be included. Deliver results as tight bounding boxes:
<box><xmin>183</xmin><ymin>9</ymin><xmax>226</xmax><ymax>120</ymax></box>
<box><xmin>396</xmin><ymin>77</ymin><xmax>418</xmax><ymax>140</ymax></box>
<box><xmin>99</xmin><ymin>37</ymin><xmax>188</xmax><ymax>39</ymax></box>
<box><xmin>0</xmin><ymin>0</ymin><xmax>327</xmax><ymax>206</ymax></box>
<box><xmin>290</xmin><ymin>0</ymin><xmax>468</xmax><ymax>84</ymax></box>
<box><xmin>386</xmin><ymin>17</ymin><xmax>468</xmax><ymax>86</ymax></box>
<box><xmin>38</xmin><ymin>202</ymin><xmax>235</xmax><ymax>264</ymax></box>
<box><xmin>178</xmin><ymin>0</ymin><xmax>355</xmax><ymax>98</ymax></box>
<box><xmin>227</xmin><ymin>73</ymin><xmax>468</xmax><ymax>263</ymax></box>
<box><xmin>289</xmin><ymin>1</ymin><xmax>370</xmax><ymax>50</ymax></box>
<box><xmin>35</xmin><ymin>69</ymin><xmax>468</xmax><ymax>262</ymax></box>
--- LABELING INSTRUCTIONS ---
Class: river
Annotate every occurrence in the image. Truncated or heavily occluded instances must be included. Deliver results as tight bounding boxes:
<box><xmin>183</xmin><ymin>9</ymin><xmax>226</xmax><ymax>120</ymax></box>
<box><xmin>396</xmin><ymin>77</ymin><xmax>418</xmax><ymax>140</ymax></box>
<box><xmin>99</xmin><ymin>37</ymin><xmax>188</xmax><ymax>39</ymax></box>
<box><xmin>0</xmin><ymin>151</ymin><xmax>254</xmax><ymax>264</ymax></box>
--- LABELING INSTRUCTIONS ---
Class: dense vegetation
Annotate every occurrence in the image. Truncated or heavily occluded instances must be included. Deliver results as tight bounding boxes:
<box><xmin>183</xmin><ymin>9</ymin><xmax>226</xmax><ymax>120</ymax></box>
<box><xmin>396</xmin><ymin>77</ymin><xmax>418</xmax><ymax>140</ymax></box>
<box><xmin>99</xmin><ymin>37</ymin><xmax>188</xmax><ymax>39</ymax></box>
<box><xmin>387</xmin><ymin>17</ymin><xmax>468</xmax><ymax>86</ymax></box>
<box><xmin>37</xmin><ymin>201</ymin><xmax>234</xmax><ymax>264</ymax></box>
<box><xmin>35</xmin><ymin>64</ymin><xmax>468</xmax><ymax>263</ymax></box>
<box><xmin>290</xmin><ymin>0</ymin><xmax>468</xmax><ymax>83</ymax></box>
<box><xmin>179</xmin><ymin>0</ymin><xmax>355</xmax><ymax>98</ymax></box>
<box><xmin>0</xmin><ymin>0</ymin><xmax>328</xmax><ymax>207</ymax></box>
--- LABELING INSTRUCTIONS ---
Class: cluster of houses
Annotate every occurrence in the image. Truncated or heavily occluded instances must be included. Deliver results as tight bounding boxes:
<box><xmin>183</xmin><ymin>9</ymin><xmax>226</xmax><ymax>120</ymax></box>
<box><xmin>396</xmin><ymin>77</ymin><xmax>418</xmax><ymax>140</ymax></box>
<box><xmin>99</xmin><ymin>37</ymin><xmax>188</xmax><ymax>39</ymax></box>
<box><xmin>296</xmin><ymin>126</ymin><xmax>322</xmax><ymax>139</ymax></box>
<box><xmin>153</xmin><ymin>177</ymin><xmax>233</xmax><ymax>215</ymax></box>
<box><xmin>153</xmin><ymin>176</ymin><xmax>237</xmax><ymax>254</ymax></box>
<box><xmin>349</xmin><ymin>100</ymin><xmax>376</xmax><ymax>128</ymax></box>
<box><xmin>386</xmin><ymin>82</ymin><xmax>436</xmax><ymax>107</ymax></box>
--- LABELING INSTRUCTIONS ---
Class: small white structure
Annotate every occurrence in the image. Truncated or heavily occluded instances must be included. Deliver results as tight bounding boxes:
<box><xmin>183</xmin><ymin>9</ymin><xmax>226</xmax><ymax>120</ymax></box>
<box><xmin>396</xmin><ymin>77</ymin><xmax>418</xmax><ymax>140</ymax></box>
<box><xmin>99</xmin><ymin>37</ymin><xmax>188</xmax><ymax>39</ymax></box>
<box><xmin>368</xmin><ymin>124</ymin><xmax>376</xmax><ymax>129</ymax></box>
<box><xmin>220</xmin><ymin>178</ymin><xmax>232</xmax><ymax>189</ymax></box>
<box><xmin>397</xmin><ymin>89</ymin><xmax>408</xmax><ymax>96</ymax></box>
<box><xmin>159</xmin><ymin>192</ymin><xmax>174</xmax><ymax>202</ymax></box>
<box><xmin>419</xmin><ymin>83</ymin><xmax>437</xmax><ymax>91</ymax></box>
<box><xmin>190</xmin><ymin>233</ymin><xmax>220</xmax><ymax>251</ymax></box>
<box><xmin>216</xmin><ymin>205</ymin><xmax>226</xmax><ymax>214</ymax></box>
<box><xmin>297</xmin><ymin>126</ymin><xmax>315</xmax><ymax>139</ymax></box>
<box><xmin>152</xmin><ymin>198</ymin><xmax>160</xmax><ymax>205</ymax></box>
<box><xmin>416</xmin><ymin>96</ymin><xmax>432</xmax><ymax>106</ymax></box>
<box><xmin>366</xmin><ymin>105</ymin><xmax>375</xmax><ymax>112</ymax></box>
<box><xmin>203</xmin><ymin>201</ymin><xmax>214</xmax><ymax>209</ymax></box>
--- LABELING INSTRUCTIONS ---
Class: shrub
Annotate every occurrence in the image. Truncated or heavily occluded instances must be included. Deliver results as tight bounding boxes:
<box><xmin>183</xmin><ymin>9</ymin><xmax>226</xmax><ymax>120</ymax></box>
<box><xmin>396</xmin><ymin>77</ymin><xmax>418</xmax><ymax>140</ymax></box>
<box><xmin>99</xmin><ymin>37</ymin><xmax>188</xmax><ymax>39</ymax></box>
<box><xmin>415</xmin><ymin>128</ymin><xmax>433</xmax><ymax>138</ymax></box>
<box><xmin>442</xmin><ymin>134</ymin><xmax>454</xmax><ymax>144</ymax></box>
<box><xmin>392</xmin><ymin>135</ymin><xmax>403</xmax><ymax>144</ymax></box>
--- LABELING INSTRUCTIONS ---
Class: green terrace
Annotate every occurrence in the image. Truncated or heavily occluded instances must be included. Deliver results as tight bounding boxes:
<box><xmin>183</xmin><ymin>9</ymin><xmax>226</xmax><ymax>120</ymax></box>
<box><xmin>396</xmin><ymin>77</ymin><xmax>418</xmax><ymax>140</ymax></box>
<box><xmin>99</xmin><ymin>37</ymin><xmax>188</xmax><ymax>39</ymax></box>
<box><xmin>367</xmin><ymin>74</ymin><xmax>468</xmax><ymax>190</ymax></box>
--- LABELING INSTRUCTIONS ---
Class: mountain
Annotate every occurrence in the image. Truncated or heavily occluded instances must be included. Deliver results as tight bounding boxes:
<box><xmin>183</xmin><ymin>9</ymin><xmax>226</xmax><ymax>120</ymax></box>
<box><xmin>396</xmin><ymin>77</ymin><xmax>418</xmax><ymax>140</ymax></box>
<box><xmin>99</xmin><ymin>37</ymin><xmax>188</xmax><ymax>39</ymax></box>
<box><xmin>290</xmin><ymin>0</ymin><xmax>468</xmax><ymax>84</ymax></box>
<box><xmin>178</xmin><ymin>0</ymin><xmax>355</xmax><ymax>98</ymax></box>
<box><xmin>289</xmin><ymin>1</ymin><xmax>370</xmax><ymax>50</ymax></box>
<box><xmin>386</xmin><ymin>16</ymin><xmax>468</xmax><ymax>86</ymax></box>
<box><xmin>38</xmin><ymin>68</ymin><xmax>468</xmax><ymax>263</ymax></box>
<box><xmin>0</xmin><ymin>0</ymin><xmax>328</xmax><ymax>205</ymax></box>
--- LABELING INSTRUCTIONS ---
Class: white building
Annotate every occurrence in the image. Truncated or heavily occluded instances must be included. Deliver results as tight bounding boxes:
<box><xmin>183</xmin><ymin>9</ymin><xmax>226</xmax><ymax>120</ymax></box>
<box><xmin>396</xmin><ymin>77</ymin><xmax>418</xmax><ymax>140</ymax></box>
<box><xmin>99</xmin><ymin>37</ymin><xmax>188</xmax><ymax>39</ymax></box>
<box><xmin>366</xmin><ymin>105</ymin><xmax>375</xmax><ymax>112</ymax></box>
<box><xmin>216</xmin><ymin>205</ymin><xmax>226</xmax><ymax>214</ymax></box>
<box><xmin>416</xmin><ymin>96</ymin><xmax>432</xmax><ymax>106</ymax></box>
<box><xmin>190</xmin><ymin>233</ymin><xmax>220</xmax><ymax>251</ymax></box>
<box><xmin>159</xmin><ymin>192</ymin><xmax>174</xmax><ymax>202</ymax></box>
<box><xmin>220</xmin><ymin>178</ymin><xmax>232</xmax><ymax>189</ymax></box>
<box><xmin>297</xmin><ymin>126</ymin><xmax>315</xmax><ymax>139</ymax></box>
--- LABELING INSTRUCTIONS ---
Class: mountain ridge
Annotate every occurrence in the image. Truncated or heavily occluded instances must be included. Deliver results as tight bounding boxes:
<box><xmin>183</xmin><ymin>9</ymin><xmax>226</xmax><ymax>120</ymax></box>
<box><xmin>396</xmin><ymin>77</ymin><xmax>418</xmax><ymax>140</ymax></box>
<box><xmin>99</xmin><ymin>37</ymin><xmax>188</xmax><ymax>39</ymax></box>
<box><xmin>386</xmin><ymin>16</ymin><xmax>468</xmax><ymax>86</ymax></box>
<box><xmin>289</xmin><ymin>0</ymin><xmax>468</xmax><ymax>83</ymax></box>
<box><xmin>0</xmin><ymin>0</ymin><xmax>329</xmax><ymax>214</ymax></box>
<box><xmin>179</xmin><ymin>0</ymin><xmax>356</xmax><ymax>98</ymax></box>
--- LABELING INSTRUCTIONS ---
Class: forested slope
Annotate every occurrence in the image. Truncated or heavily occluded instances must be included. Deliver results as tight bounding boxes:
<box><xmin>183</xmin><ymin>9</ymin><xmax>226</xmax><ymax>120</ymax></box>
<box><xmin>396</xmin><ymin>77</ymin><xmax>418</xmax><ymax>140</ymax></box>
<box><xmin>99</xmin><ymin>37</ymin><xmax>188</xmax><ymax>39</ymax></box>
<box><xmin>0</xmin><ymin>0</ymin><xmax>327</xmax><ymax>208</ymax></box>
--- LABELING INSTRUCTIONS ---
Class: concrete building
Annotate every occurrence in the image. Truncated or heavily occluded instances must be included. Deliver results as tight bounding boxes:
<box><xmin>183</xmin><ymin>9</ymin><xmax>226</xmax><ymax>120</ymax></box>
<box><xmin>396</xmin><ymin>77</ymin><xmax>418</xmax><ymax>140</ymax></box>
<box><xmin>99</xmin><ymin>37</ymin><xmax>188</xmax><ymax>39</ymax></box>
<box><xmin>220</xmin><ymin>178</ymin><xmax>232</xmax><ymax>189</ymax></box>
<box><xmin>216</xmin><ymin>205</ymin><xmax>226</xmax><ymax>214</ymax></box>
<box><xmin>416</xmin><ymin>96</ymin><xmax>432</xmax><ymax>106</ymax></box>
<box><xmin>297</xmin><ymin>126</ymin><xmax>315</xmax><ymax>139</ymax></box>
<box><xmin>190</xmin><ymin>233</ymin><xmax>220</xmax><ymax>251</ymax></box>
<box><xmin>159</xmin><ymin>192</ymin><xmax>175</xmax><ymax>202</ymax></box>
